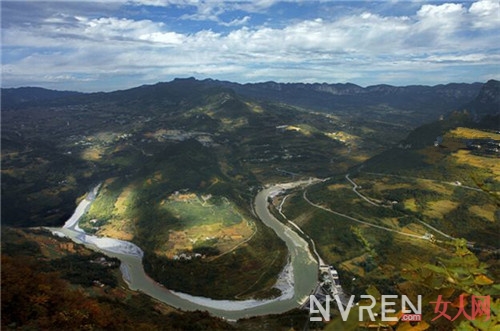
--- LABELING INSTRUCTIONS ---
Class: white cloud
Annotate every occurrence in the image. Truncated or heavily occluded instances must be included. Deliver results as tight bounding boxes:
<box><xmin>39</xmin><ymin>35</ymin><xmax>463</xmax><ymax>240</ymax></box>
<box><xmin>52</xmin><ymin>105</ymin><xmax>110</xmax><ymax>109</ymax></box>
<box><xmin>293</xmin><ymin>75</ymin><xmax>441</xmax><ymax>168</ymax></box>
<box><xmin>469</xmin><ymin>0</ymin><xmax>500</xmax><ymax>28</ymax></box>
<box><xmin>138</xmin><ymin>31</ymin><xmax>185</xmax><ymax>44</ymax></box>
<box><xmin>220</xmin><ymin>16</ymin><xmax>251</xmax><ymax>27</ymax></box>
<box><xmin>83</xmin><ymin>17</ymin><xmax>165</xmax><ymax>40</ymax></box>
<box><xmin>415</xmin><ymin>2</ymin><xmax>466</xmax><ymax>40</ymax></box>
<box><xmin>131</xmin><ymin>0</ymin><xmax>279</xmax><ymax>12</ymax></box>
<box><xmin>131</xmin><ymin>0</ymin><xmax>276</xmax><ymax>25</ymax></box>
<box><xmin>424</xmin><ymin>53</ymin><xmax>500</xmax><ymax>63</ymax></box>
<box><xmin>2</xmin><ymin>0</ymin><xmax>499</xmax><ymax>91</ymax></box>
<box><xmin>417</xmin><ymin>2</ymin><xmax>466</xmax><ymax>18</ymax></box>
<box><xmin>230</xmin><ymin>0</ymin><xmax>280</xmax><ymax>12</ymax></box>
<box><xmin>129</xmin><ymin>0</ymin><xmax>204</xmax><ymax>6</ymax></box>
<box><xmin>469</xmin><ymin>0</ymin><xmax>500</xmax><ymax>16</ymax></box>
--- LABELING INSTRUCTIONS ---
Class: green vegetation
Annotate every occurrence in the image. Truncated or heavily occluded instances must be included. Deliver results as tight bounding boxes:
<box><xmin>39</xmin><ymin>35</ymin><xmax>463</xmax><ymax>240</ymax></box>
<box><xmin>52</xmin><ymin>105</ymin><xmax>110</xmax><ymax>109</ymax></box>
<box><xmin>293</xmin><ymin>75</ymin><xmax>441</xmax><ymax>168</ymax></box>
<box><xmin>323</xmin><ymin>241</ymin><xmax>499</xmax><ymax>331</ymax></box>
<box><xmin>400</xmin><ymin>240</ymin><xmax>499</xmax><ymax>331</ymax></box>
<box><xmin>161</xmin><ymin>195</ymin><xmax>243</xmax><ymax>228</ymax></box>
<box><xmin>1</xmin><ymin>79</ymin><xmax>498</xmax><ymax>329</ymax></box>
<box><xmin>143</xmin><ymin>220</ymin><xmax>287</xmax><ymax>299</ymax></box>
<box><xmin>278</xmin><ymin>121</ymin><xmax>499</xmax><ymax>329</ymax></box>
<box><xmin>1</xmin><ymin>227</ymin><xmax>233</xmax><ymax>330</ymax></box>
<box><xmin>49</xmin><ymin>254</ymin><xmax>120</xmax><ymax>288</ymax></box>
<box><xmin>2</xmin><ymin>80</ymin><xmax>392</xmax><ymax>301</ymax></box>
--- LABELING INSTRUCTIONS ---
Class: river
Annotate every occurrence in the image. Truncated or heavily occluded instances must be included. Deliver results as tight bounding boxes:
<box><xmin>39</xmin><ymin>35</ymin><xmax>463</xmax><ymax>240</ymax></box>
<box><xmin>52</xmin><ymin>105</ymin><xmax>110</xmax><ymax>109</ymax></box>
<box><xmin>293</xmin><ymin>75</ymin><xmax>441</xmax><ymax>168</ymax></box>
<box><xmin>51</xmin><ymin>180</ymin><xmax>319</xmax><ymax>320</ymax></box>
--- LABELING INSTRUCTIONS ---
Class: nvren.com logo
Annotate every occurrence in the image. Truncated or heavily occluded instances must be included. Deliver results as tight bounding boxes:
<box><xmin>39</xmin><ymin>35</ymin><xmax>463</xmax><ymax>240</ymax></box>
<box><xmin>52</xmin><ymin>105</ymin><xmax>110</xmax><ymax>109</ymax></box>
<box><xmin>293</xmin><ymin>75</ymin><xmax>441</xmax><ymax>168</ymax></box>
<box><xmin>309</xmin><ymin>294</ymin><xmax>491</xmax><ymax>323</ymax></box>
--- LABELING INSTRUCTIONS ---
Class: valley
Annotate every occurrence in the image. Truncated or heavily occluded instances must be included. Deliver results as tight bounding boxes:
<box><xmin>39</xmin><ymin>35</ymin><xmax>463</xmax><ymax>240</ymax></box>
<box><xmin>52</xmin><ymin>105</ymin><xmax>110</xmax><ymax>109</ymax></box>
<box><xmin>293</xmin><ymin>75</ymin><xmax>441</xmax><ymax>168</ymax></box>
<box><xmin>1</xmin><ymin>78</ymin><xmax>499</xmax><ymax>330</ymax></box>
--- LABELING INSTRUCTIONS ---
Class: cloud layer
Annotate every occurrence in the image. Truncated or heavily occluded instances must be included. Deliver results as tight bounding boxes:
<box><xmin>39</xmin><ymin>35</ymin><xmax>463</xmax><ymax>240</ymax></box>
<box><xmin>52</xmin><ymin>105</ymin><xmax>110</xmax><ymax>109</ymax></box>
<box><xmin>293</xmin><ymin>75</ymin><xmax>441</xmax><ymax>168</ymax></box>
<box><xmin>2</xmin><ymin>0</ymin><xmax>499</xmax><ymax>91</ymax></box>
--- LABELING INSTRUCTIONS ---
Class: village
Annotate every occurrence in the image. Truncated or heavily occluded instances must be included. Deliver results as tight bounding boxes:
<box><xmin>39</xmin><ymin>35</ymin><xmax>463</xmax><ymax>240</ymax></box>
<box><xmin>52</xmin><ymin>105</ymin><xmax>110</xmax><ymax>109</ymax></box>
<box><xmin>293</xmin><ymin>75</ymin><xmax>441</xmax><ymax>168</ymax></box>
<box><xmin>302</xmin><ymin>263</ymin><xmax>349</xmax><ymax>314</ymax></box>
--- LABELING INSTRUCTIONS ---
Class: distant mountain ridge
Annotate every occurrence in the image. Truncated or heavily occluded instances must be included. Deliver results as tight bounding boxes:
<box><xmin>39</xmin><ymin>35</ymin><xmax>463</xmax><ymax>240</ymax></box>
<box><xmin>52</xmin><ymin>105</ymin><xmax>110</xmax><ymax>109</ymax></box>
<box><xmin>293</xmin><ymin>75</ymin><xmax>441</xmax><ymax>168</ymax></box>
<box><xmin>1</xmin><ymin>87</ymin><xmax>83</xmax><ymax>109</ymax></box>
<box><xmin>209</xmin><ymin>79</ymin><xmax>482</xmax><ymax>98</ymax></box>
<box><xmin>205</xmin><ymin>78</ymin><xmax>485</xmax><ymax>124</ymax></box>
<box><xmin>2</xmin><ymin>78</ymin><xmax>493</xmax><ymax>127</ymax></box>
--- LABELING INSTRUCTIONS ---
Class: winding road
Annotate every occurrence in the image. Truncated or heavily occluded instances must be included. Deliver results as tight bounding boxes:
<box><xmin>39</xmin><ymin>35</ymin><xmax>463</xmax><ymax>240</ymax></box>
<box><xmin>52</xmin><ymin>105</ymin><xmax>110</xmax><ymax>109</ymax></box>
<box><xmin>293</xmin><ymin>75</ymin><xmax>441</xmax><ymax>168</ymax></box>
<box><xmin>345</xmin><ymin>174</ymin><xmax>380</xmax><ymax>207</ymax></box>
<box><xmin>302</xmin><ymin>189</ymin><xmax>427</xmax><ymax>240</ymax></box>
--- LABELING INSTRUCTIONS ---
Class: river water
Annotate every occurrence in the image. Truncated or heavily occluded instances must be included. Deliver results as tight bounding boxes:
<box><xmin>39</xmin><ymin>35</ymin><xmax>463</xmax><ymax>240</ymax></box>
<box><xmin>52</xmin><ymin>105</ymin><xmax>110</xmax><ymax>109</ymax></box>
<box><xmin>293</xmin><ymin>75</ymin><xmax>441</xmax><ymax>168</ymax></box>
<box><xmin>53</xmin><ymin>182</ymin><xmax>318</xmax><ymax>320</ymax></box>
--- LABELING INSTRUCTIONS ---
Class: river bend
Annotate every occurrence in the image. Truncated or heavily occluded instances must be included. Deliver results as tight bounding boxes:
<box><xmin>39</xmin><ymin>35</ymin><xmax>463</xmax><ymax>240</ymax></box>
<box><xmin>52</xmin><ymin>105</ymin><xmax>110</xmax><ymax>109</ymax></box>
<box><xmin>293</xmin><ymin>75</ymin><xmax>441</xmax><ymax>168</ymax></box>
<box><xmin>51</xmin><ymin>181</ymin><xmax>318</xmax><ymax>320</ymax></box>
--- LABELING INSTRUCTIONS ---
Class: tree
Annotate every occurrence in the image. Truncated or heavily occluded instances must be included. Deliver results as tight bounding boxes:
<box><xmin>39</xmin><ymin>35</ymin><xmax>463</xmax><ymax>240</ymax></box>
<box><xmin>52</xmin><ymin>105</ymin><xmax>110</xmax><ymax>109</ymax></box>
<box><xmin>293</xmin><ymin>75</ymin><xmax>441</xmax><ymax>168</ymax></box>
<box><xmin>400</xmin><ymin>239</ymin><xmax>499</xmax><ymax>330</ymax></box>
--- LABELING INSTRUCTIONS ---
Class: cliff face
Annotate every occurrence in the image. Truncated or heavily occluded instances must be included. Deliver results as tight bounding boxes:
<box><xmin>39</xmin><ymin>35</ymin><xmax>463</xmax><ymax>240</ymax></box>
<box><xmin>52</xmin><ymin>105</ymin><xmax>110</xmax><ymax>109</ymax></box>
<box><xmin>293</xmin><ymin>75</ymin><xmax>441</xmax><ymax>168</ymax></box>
<box><xmin>467</xmin><ymin>79</ymin><xmax>500</xmax><ymax>119</ymax></box>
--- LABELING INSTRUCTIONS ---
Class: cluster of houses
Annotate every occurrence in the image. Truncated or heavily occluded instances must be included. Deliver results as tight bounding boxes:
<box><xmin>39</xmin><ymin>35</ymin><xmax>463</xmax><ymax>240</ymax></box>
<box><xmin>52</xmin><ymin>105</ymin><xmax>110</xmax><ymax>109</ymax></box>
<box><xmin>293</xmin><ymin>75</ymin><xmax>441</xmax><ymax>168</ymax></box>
<box><xmin>172</xmin><ymin>252</ymin><xmax>204</xmax><ymax>261</ymax></box>
<box><xmin>65</xmin><ymin>132</ymin><xmax>133</xmax><ymax>155</ymax></box>
<box><xmin>92</xmin><ymin>280</ymin><xmax>106</xmax><ymax>288</ymax></box>
<box><xmin>154</xmin><ymin>129</ymin><xmax>216</xmax><ymax>147</ymax></box>
<box><xmin>302</xmin><ymin>264</ymin><xmax>348</xmax><ymax>313</ymax></box>
<box><xmin>319</xmin><ymin>265</ymin><xmax>342</xmax><ymax>292</ymax></box>
<box><xmin>87</xmin><ymin>219</ymin><xmax>101</xmax><ymax>232</ymax></box>
<box><xmin>466</xmin><ymin>139</ymin><xmax>500</xmax><ymax>154</ymax></box>
<box><xmin>91</xmin><ymin>257</ymin><xmax>116</xmax><ymax>286</ymax></box>
<box><xmin>90</xmin><ymin>256</ymin><xmax>118</xmax><ymax>268</ymax></box>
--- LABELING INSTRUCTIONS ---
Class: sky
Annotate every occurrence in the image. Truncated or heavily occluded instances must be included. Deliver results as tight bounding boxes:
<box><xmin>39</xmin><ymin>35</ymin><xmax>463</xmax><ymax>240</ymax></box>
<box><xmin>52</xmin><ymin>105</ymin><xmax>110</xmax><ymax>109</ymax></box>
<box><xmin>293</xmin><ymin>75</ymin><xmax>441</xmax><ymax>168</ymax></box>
<box><xmin>1</xmin><ymin>0</ymin><xmax>499</xmax><ymax>92</ymax></box>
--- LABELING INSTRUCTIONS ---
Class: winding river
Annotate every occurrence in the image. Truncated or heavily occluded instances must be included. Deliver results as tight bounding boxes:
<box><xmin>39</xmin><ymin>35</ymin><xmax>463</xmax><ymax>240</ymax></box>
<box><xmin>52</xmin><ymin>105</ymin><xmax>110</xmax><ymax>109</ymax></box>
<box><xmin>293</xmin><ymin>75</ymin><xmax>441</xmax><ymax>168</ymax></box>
<box><xmin>51</xmin><ymin>180</ymin><xmax>319</xmax><ymax>320</ymax></box>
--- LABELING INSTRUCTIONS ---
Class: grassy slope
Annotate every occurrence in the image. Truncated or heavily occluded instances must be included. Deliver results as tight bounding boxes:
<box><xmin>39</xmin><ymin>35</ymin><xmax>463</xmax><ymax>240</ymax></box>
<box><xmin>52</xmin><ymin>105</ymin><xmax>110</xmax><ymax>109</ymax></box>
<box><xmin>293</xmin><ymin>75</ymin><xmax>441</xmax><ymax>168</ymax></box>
<box><xmin>280</xmin><ymin>117</ymin><xmax>499</xmax><ymax>329</ymax></box>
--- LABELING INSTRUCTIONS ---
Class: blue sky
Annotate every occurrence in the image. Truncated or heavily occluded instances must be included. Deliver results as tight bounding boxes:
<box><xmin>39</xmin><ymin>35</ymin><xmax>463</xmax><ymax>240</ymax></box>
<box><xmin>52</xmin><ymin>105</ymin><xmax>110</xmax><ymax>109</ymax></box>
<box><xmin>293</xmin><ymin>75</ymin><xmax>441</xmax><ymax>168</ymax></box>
<box><xmin>1</xmin><ymin>0</ymin><xmax>499</xmax><ymax>92</ymax></box>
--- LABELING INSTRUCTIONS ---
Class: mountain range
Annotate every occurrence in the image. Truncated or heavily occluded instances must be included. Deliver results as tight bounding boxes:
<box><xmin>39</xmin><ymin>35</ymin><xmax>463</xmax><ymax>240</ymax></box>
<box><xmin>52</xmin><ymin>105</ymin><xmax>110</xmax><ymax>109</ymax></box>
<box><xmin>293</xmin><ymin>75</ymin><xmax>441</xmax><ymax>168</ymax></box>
<box><xmin>1</xmin><ymin>77</ymin><xmax>499</xmax><ymax>330</ymax></box>
<box><xmin>2</xmin><ymin>79</ymin><xmax>489</xmax><ymax>127</ymax></box>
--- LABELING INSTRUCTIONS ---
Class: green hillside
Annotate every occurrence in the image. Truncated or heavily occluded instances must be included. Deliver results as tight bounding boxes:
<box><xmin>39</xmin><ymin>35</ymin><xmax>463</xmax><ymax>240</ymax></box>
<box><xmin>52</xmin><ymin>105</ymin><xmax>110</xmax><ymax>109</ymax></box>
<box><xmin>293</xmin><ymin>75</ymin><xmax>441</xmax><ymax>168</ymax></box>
<box><xmin>2</xmin><ymin>79</ymin><xmax>389</xmax><ymax>299</ymax></box>
<box><xmin>278</xmin><ymin>112</ymin><xmax>499</xmax><ymax>329</ymax></box>
<box><xmin>1</xmin><ymin>78</ymin><xmax>498</xmax><ymax>330</ymax></box>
